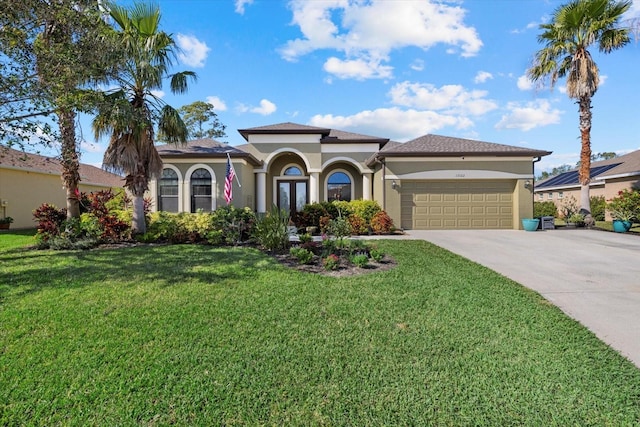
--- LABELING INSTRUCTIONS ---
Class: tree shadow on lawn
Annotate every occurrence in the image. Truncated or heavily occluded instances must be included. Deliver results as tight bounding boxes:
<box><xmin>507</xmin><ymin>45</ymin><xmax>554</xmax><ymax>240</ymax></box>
<box><xmin>0</xmin><ymin>244</ymin><xmax>276</xmax><ymax>302</ymax></box>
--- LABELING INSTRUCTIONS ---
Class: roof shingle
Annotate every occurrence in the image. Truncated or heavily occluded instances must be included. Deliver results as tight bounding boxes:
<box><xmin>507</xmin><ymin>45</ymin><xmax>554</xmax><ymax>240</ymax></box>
<box><xmin>0</xmin><ymin>146</ymin><xmax>123</xmax><ymax>187</ymax></box>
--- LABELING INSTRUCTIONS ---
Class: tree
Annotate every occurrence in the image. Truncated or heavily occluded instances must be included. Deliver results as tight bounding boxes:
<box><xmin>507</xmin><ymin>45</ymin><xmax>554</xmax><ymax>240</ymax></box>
<box><xmin>176</xmin><ymin>101</ymin><xmax>226</xmax><ymax>141</ymax></box>
<box><xmin>528</xmin><ymin>0</ymin><xmax>630</xmax><ymax>216</ymax></box>
<box><xmin>93</xmin><ymin>2</ymin><xmax>196</xmax><ymax>235</ymax></box>
<box><xmin>0</xmin><ymin>1</ymin><xmax>115</xmax><ymax>218</ymax></box>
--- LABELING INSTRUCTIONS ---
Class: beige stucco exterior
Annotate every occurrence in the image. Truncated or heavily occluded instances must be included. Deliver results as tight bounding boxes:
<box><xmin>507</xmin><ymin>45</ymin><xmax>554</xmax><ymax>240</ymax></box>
<box><xmin>0</xmin><ymin>167</ymin><xmax>120</xmax><ymax>229</ymax></box>
<box><xmin>155</xmin><ymin>123</ymin><xmax>548</xmax><ymax>230</ymax></box>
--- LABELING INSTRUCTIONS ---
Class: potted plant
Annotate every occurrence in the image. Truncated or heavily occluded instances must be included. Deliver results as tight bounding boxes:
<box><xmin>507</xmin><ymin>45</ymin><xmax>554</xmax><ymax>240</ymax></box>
<box><xmin>566</xmin><ymin>213</ymin><xmax>585</xmax><ymax>228</ymax></box>
<box><xmin>607</xmin><ymin>189</ymin><xmax>640</xmax><ymax>233</ymax></box>
<box><xmin>0</xmin><ymin>216</ymin><xmax>13</xmax><ymax>230</ymax></box>
<box><xmin>521</xmin><ymin>218</ymin><xmax>540</xmax><ymax>231</ymax></box>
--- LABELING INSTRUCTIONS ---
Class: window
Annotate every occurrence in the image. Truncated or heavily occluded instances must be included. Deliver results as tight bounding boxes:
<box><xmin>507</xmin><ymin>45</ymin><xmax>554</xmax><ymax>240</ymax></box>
<box><xmin>558</xmin><ymin>192</ymin><xmax>564</xmax><ymax>199</ymax></box>
<box><xmin>158</xmin><ymin>168</ymin><xmax>179</xmax><ymax>212</ymax></box>
<box><xmin>537</xmin><ymin>193</ymin><xmax>544</xmax><ymax>201</ymax></box>
<box><xmin>191</xmin><ymin>168</ymin><xmax>212</xmax><ymax>212</ymax></box>
<box><xmin>547</xmin><ymin>192</ymin><xmax>553</xmax><ymax>200</ymax></box>
<box><xmin>284</xmin><ymin>166</ymin><xmax>302</xmax><ymax>176</ymax></box>
<box><xmin>327</xmin><ymin>172</ymin><xmax>352</xmax><ymax>202</ymax></box>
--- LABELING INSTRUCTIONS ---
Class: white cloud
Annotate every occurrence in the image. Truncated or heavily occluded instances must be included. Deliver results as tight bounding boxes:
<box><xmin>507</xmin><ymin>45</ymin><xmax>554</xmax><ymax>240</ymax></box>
<box><xmin>309</xmin><ymin>107</ymin><xmax>473</xmax><ymax>142</ymax></box>
<box><xmin>280</xmin><ymin>0</ymin><xmax>482</xmax><ymax>80</ymax></box>
<box><xmin>237</xmin><ymin>99</ymin><xmax>277</xmax><ymax>116</ymax></box>
<box><xmin>495</xmin><ymin>99</ymin><xmax>563</xmax><ymax>131</ymax></box>
<box><xmin>80</xmin><ymin>140</ymin><xmax>104</xmax><ymax>153</ymax></box>
<box><xmin>205</xmin><ymin>96</ymin><xmax>228</xmax><ymax>111</ymax></box>
<box><xmin>389</xmin><ymin>81</ymin><xmax>498</xmax><ymax>116</ymax></box>
<box><xmin>150</xmin><ymin>90</ymin><xmax>165</xmax><ymax>98</ymax></box>
<box><xmin>176</xmin><ymin>34</ymin><xmax>210</xmax><ymax>68</ymax></box>
<box><xmin>474</xmin><ymin>71</ymin><xmax>493</xmax><ymax>84</ymax></box>
<box><xmin>517</xmin><ymin>74</ymin><xmax>534</xmax><ymax>91</ymax></box>
<box><xmin>323</xmin><ymin>56</ymin><xmax>393</xmax><ymax>80</ymax></box>
<box><xmin>410</xmin><ymin>59</ymin><xmax>425</xmax><ymax>71</ymax></box>
<box><xmin>235</xmin><ymin>0</ymin><xmax>254</xmax><ymax>14</ymax></box>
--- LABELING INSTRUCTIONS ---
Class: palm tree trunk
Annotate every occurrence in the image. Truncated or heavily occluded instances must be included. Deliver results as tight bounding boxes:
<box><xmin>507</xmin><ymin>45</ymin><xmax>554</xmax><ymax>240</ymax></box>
<box><xmin>578</xmin><ymin>96</ymin><xmax>592</xmax><ymax>214</ymax></box>
<box><xmin>128</xmin><ymin>171</ymin><xmax>148</xmax><ymax>235</ymax></box>
<box><xmin>58</xmin><ymin>108</ymin><xmax>81</xmax><ymax>219</ymax></box>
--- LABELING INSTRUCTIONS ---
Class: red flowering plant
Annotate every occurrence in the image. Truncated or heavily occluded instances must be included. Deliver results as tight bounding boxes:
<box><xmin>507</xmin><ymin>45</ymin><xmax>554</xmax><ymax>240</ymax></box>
<box><xmin>607</xmin><ymin>189</ymin><xmax>640</xmax><ymax>223</ymax></box>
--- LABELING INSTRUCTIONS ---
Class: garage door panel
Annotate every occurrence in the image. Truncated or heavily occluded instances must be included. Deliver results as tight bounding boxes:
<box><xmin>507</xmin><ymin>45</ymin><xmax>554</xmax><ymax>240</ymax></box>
<box><xmin>401</xmin><ymin>180</ymin><xmax>515</xmax><ymax>230</ymax></box>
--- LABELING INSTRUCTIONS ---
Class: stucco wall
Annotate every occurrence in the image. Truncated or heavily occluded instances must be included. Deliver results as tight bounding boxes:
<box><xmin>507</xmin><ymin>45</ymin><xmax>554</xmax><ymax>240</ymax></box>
<box><xmin>0</xmin><ymin>168</ymin><xmax>117</xmax><ymax>229</ymax></box>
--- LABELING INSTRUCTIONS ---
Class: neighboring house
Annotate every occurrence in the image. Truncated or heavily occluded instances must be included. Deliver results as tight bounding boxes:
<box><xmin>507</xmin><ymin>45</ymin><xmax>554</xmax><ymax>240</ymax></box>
<box><xmin>153</xmin><ymin>122</ymin><xmax>551</xmax><ymax>230</ymax></box>
<box><xmin>0</xmin><ymin>147</ymin><xmax>124</xmax><ymax>229</ymax></box>
<box><xmin>534</xmin><ymin>149</ymin><xmax>640</xmax><ymax>219</ymax></box>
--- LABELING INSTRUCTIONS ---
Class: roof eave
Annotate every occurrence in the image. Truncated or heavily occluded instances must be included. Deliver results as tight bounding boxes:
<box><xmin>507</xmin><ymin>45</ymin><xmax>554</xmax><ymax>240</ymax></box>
<box><xmin>239</xmin><ymin>127</ymin><xmax>332</xmax><ymax>141</ymax></box>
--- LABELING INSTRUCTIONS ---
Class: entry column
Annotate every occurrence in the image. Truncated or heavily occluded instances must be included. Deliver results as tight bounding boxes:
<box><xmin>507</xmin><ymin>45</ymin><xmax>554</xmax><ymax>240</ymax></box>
<box><xmin>256</xmin><ymin>172</ymin><xmax>266</xmax><ymax>213</ymax></box>
<box><xmin>363</xmin><ymin>173</ymin><xmax>372</xmax><ymax>200</ymax></box>
<box><xmin>309</xmin><ymin>172</ymin><xmax>320</xmax><ymax>203</ymax></box>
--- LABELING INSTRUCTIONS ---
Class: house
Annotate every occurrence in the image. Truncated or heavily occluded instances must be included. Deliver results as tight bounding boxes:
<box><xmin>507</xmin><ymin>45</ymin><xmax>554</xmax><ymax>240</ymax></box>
<box><xmin>534</xmin><ymin>149</ymin><xmax>640</xmax><ymax>219</ymax></box>
<box><xmin>0</xmin><ymin>147</ymin><xmax>124</xmax><ymax>229</ymax></box>
<box><xmin>152</xmin><ymin>122</ymin><xmax>551</xmax><ymax>230</ymax></box>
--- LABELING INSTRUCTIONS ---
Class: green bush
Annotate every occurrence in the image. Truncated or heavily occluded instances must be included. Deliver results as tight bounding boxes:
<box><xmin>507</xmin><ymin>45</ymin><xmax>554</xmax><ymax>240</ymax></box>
<box><xmin>290</xmin><ymin>247</ymin><xmax>314</xmax><ymax>265</ymax></box>
<box><xmin>145</xmin><ymin>211</ymin><xmax>183</xmax><ymax>242</ymax></box>
<box><xmin>351</xmin><ymin>254</ymin><xmax>369</xmax><ymax>268</ymax></box>
<box><xmin>533</xmin><ymin>201</ymin><xmax>557</xmax><ymax>218</ymax></box>
<box><xmin>349</xmin><ymin>200</ymin><xmax>382</xmax><ymax>224</ymax></box>
<box><xmin>327</xmin><ymin>215</ymin><xmax>351</xmax><ymax>239</ymax></box>
<box><xmin>369</xmin><ymin>248</ymin><xmax>385</xmax><ymax>263</ymax></box>
<box><xmin>211</xmin><ymin>206</ymin><xmax>256</xmax><ymax>244</ymax></box>
<box><xmin>607</xmin><ymin>189</ymin><xmax>640</xmax><ymax>222</ymax></box>
<box><xmin>590</xmin><ymin>195</ymin><xmax>606</xmax><ymax>221</ymax></box>
<box><xmin>253</xmin><ymin>205</ymin><xmax>290</xmax><ymax>253</ymax></box>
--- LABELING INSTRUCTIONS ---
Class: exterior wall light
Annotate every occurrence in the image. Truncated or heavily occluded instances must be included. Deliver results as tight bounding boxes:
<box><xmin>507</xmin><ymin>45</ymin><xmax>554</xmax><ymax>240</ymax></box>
<box><xmin>524</xmin><ymin>180</ymin><xmax>532</xmax><ymax>189</ymax></box>
<box><xmin>391</xmin><ymin>180</ymin><xmax>398</xmax><ymax>190</ymax></box>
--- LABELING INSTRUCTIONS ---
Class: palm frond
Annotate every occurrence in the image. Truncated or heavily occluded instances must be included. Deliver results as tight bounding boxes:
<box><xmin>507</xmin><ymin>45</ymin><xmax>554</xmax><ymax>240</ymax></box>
<box><xmin>170</xmin><ymin>71</ymin><xmax>197</xmax><ymax>95</ymax></box>
<box><xmin>158</xmin><ymin>105</ymin><xmax>188</xmax><ymax>144</ymax></box>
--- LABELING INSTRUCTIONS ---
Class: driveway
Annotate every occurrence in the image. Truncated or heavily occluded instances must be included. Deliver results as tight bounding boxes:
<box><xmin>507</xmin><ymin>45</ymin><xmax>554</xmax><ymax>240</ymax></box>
<box><xmin>403</xmin><ymin>228</ymin><xmax>640</xmax><ymax>368</ymax></box>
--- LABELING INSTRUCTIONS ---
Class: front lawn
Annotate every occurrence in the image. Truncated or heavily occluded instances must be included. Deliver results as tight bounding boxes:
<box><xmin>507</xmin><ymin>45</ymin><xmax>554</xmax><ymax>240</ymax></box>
<box><xmin>1</xmin><ymin>232</ymin><xmax>640</xmax><ymax>425</ymax></box>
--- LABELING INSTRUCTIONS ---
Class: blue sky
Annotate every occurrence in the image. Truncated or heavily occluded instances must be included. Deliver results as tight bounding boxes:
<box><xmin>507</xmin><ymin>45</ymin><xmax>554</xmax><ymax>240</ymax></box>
<box><xmin>75</xmin><ymin>0</ymin><xmax>640</xmax><ymax>174</ymax></box>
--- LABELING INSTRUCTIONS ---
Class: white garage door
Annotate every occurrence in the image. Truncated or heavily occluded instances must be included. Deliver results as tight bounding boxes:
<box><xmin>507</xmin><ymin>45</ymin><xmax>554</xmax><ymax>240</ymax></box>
<box><xmin>401</xmin><ymin>180</ymin><xmax>515</xmax><ymax>230</ymax></box>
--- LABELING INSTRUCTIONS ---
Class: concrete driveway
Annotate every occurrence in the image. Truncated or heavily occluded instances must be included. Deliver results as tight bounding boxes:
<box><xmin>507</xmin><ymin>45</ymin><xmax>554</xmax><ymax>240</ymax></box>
<box><xmin>403</xmin><ymin>228</ymin><xmax>640</xmax><ymax>368</ymax></box>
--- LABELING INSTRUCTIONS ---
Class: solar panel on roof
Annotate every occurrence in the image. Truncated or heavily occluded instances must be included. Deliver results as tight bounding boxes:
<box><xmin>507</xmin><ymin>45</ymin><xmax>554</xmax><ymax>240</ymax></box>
<box><xmin>536</xmin><ymin>163</ymin><xmax>621</xmax><ymax>188</ymax></box>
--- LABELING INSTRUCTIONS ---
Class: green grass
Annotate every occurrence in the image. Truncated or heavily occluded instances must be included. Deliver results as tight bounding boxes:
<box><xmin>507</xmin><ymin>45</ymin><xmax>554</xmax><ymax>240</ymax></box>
<box><xmin>1</xmin><ymin>231</ymin><xmax>640</xmax><ymax>425</ymax></box>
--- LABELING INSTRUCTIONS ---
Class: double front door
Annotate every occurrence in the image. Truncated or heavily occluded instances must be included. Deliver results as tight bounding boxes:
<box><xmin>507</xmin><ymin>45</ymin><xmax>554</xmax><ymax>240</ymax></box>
<box><xmin>278</xmin><ymin>180</ymin><xmax>307</xmax><ymax>213</ymax></box>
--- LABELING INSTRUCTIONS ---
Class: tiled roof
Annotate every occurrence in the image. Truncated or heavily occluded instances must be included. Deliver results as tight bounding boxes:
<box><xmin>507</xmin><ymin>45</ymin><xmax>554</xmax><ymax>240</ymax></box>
<box><xmin>238</xmin><ymin>122</ymin><xmax>389</xmax><ymax>146</ymax></box>
<box><xmin>535</xmin><ymin>149</ymin><xmax>640</xmax><ymax>189</ymax></box>
<box><xmin>0</xmin><ymin>146</ymin><xmax>123</xmax><ymax>187</ymax></box>
<box><xmin>156</xmin><ymin>139</ymin><xmax>262</xmax><ymax>166</ymax></box>
<box><xmin>238</xmin><ymin>122</ymin><xmax>331</xmax><ymax>140</ymax></box>
<box><xmin>380</xmin><ymin>134</ymin><xmax>552</xmax><ymax>156</ymax></box>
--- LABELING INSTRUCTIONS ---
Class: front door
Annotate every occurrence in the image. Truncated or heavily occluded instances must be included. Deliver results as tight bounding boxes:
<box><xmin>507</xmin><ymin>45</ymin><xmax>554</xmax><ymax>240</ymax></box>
<box><xmin>278</xmin><ymin>180</ymin><xmax>308</xmax><ymax>213</ymax></box>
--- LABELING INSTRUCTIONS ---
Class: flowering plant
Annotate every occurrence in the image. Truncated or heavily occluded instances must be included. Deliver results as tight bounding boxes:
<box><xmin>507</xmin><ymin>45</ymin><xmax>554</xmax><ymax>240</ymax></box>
<box><xmin>607</xmin><ymin>189</ymin><xmax>640</xmax><ymax>221</ymax></box>
<box><xmin>322</xmin><ymin>254</ymin><xmax>340</xmax><ymax>271</ymax></box>
<box><xmin>607</xmin><ymin>189</ymin><xmax>640</xmax><ymax>222</ymax></box>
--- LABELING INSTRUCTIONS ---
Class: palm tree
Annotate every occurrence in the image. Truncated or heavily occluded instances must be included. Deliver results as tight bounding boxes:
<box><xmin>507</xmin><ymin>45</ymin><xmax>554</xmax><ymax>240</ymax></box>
<box><xmin>93</xmin><ymin>2</ymin><xmax>195</xmax><ymax>234</ymax></box>
<box><xmin>528</xmin><ymin>0</ymin><xmax>630</xmax><ymax>217</ymax></box>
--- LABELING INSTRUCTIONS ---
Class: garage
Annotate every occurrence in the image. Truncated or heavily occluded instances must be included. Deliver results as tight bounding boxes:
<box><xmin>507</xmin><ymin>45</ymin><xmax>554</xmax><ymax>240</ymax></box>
<box><xmin>401</xmin><ymin>180</ymin><xmax>515</xmax><ymax>230</ymax></box>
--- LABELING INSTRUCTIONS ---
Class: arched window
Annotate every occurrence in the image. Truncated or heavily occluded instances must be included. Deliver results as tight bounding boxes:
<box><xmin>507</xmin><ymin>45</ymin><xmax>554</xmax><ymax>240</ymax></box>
<box><xmin>327</xmin><ymin>172</ymin><xmax>351</xmax><ymax>202</ymax></box>
<box><xmin>191</xmin><ymin>168</ymin><xmax>212</xmax><ymax>212</ymax></box>
<box><xmin>158</xmin><ymin>168</ymin><xmax>179</xmax><ymax>212</ymax></box>
<box><xmin>284</xmin><ymin>166</ymin><xmax>303</xmax><ymax>176</ymax></box>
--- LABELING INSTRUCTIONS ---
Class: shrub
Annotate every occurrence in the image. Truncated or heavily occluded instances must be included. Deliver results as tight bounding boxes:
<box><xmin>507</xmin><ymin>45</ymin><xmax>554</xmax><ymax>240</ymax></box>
<box><xmin>211</xmin><ymin>206</ymin><xmax>256</xmax><ymax>244</ymax></box>
<box><xmin>349</xmin><ymin>200</ymin><xmax>382</xmax><ymax>224</ymax></box>
<box><xmin>290</xmin><ymin>247</ymin><xmax>314</xmax><ymax>265</ymax></box>
<box><xmin>322</xmin><ymin>254</ymin><xmax>340</xmax><ymax>270</ymax></box>
<box><xmin>607</xmin><ymin>189</ymin><xmax>640</xmax><ymax>222</ymax></box>
<box><xmin>590</xmin><ymin>195</ymin><xmax>606</xmax><ymax>221</ymax></box>
<box><xmin>559</xmin><ymin>195</ymin><xmax>578</xmax><ymax>219</ymax></box>
<box><xmin>370</xmin><ymin>211</ymin><xmax>394</xmax><ymax>234</ymax></box>
<box><xmin>348</xmin><ymin>214</ymin><xmax>367</xmax><ymax>235</ymax></box>
<box><xmin>327</xmin><ymin>215</ymin><xmax>352</xmax><ymax>239</ymax></box>
<box><xmin>533</xmin><ymin>201</ymin><xmax>557</xmax><ymax>218</ymax></box>
<box><xmin>299</xmin><ymin>233</ymin><xmax>313</xmax><ymax>243</ymax></box>
<box><xmin>145</xmin><ymin>211</ymin><xmax>182</xmax><ymax>242</ymax></box>
<box><xmin>33</xmin><ymin>203</ymin><xmax>67</xmax><ymax>242</ymax></box>
<box><xmin>351</xmin><ymin>254</ymin><xmax>369</xmax><ymax>268</ymax></box>
<box><xmin>253</xmin><ymin>205</ymin><xmax>290</xmax><ymax>253</ymax></box>
<box><xmin>369</xmin><ymin>247</ymin><xmax>385</xmax><ymax>263</ymax></box>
